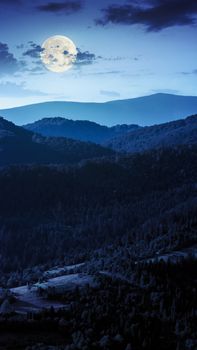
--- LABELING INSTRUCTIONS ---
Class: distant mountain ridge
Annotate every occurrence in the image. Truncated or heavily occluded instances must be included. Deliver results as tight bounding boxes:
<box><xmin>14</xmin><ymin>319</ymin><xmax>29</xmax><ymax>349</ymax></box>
<box><xmin>24</xmin><ymin>117</ymin><xmax>140</xmax><ymax>144</ymax></box>
<box><xmin>0</xmin><ymin>112</ymin><xmax>196</xmax><ymax>166</ymax></box>
<box><xmin>0</xmin><ymin>117</ymin><xmax>114</xmax><ymax>166</ymax></box>
<box><xmin>1</xmin><ymin>93</ymin><xmax>197</xmax><ymax>126</ymax></box>
<box><xmin>23</xmin><ymin>114</ymin><xmax>197</xmax><ymax>153</ymax></box>
<box><xmin>105</xmin><ymin>115</ymin><xmax>197</xmax><ymax>153</ymax></box>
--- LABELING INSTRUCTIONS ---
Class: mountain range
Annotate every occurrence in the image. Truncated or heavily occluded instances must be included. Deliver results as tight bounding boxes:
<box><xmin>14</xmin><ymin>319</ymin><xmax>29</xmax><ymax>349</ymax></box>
<box><xmin>0</xmin><ymin>112</ymin><xmax>197</xmax><ymax>166</ymax></box>
<box><xmin>105</xmin><ymin>114</ymin><xmax>197</xmax><ymax>153</ymax></box>
<box><xmin>1</xmin><ymin>93</ymin><xmax>197</xmax><ymax>126</ymax></box>
<box><xmin>0</xmin><ymin>117</ymin><xmax>114</xmax><ymax>166</ymax></box>
<box><xmin>23</xmin><ymin>114</ymin><xmax>197</xmax><ymax>153</ymax></box>
<box><xmin>24</xmin><ymin>117</ymin><xmax>139</xmax><ymax>144</ymax></box>
<box><xmin>0</xmin><ymin>106</ymin><xmax>197</xmax><ymax>350</ymax></box>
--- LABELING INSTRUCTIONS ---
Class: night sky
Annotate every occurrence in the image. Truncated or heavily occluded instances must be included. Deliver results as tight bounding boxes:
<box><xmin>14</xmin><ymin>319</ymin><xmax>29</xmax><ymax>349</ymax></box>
<box><xmin>0</xmin><ymin>0</ymin><xmax>197</xmax><ymax>108</ymax></box>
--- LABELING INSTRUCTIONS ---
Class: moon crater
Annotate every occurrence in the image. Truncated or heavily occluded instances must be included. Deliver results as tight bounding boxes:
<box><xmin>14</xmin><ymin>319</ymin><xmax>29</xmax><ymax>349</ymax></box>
<box><xmin>41</xmin><ymin>35</ymin><xmax>77</xmax><ymax>73</ymax></box>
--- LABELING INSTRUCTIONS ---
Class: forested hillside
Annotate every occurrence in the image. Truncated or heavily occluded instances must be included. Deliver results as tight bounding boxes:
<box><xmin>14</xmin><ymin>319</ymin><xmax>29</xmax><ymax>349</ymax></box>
<box><xmin>24</xmin><ymin>117</ymin><xmax>139</xmax><ymax>143</ymax></box>
<box><xmin>0</xmin><ymin>145</ymin><xmax>196</xmax><ymax>278</ymax></box>
<box><xmin>0</xmin><ymin>116</ymin><xmax>197</xmax><ymax>350</ymax></box>
<box><xmin>106</xmin><ymin>115</ymin><xmax>197</xmax><ymax>153</ymax></box>
<box><xmin>0</xmin><ymin>117</ymin><xmax>114</xmax><ymax>166</ymax></box>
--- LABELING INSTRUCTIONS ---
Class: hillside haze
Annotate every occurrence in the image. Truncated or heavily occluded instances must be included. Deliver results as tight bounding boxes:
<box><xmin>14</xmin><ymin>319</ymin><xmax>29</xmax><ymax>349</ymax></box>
<box><xmin>1</xmin><ymin>93</ymin><xmax>197</xmax><ymax>126</ymax></box>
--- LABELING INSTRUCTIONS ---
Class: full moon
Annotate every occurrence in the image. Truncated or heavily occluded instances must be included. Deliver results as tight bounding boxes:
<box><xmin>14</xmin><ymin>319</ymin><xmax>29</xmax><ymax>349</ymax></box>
<box><xmin>41</xmin><ymin>35</ymin><xmax>77</xmax><ymax>73</ymax></box>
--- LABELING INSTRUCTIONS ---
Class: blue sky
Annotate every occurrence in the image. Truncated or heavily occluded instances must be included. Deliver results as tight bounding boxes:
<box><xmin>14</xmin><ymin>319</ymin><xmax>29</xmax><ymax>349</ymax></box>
<box><xmin>0</xmin><ymin>0</ymin><xmax>197</xmax><ymax>107</ymax></box>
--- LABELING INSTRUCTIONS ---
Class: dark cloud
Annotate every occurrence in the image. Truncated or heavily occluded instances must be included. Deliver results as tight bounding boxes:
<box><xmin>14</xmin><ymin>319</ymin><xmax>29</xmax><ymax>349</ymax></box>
<box><xmin>75</xmin><ymin>49</ymin><xmax>96</xmax><ymax>66</ymax></box>
<box><xmin>23</xmin><ymin>42</ymin><xmax>44</xmax><ymax>59</ymax></box>
<box><xmin>96</xmin><ymin>0</ymin><xmax>197</xmax><ymax>31</ymax></box>
<box><xmin>0</xmin><ymin>42</ymin><xmax>19</xmax><ymax>75</ymax></box>
<box><xmin>36</xmin><ymin>1</ymin><xmax>82</xmax><ymax>14</ymax></box>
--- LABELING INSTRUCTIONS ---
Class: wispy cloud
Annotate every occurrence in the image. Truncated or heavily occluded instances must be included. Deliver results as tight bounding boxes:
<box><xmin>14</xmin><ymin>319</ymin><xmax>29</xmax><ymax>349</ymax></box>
<box><xmin>181</xmin><ymin>69</ymin><xmax>197</xmax><ymax>75</ymax></box>
<box><xmin>85</xmin><ymin>70</ymin><xmax>123</xmax><ymax>76</ymax></box>
<box><xmin>151</xmin><ymin>88</ymin><xmax>180</xmax><ymax>95</ymax></box>
<box><xmin>0</xmin><ymin>81</ymin><xmax>48</xmax><ymax>97</ymax></box>
<box><xmin>100</xmin><ymin>90</ymin><xmax>120</xmax><ymax>98</ymax></box>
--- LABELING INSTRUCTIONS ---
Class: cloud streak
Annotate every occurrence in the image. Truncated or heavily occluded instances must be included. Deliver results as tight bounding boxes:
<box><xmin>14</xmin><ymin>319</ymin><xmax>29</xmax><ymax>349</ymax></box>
<box><xmin>36</xmin><ymin>0</ymin><xmax>82</xmax><ymax>14</ymax></box>
<box><xmin>96</xmin><ymin>0</ymin><xmax>197</xmax><ymax>31</ymax></box>
<box><xmin>0</xmin><ymin>81</ymin><xmax>48</xmax><ymax>97</ymax></box>
<box><xmin>181</xmin><ymin>69</ymin><xmax>197</xmax><ymax>75</ymax></box>
<box><xmin>100</xmin><ymin>90</ymin><xmax>120</xmax><ymax>97</ymax></box>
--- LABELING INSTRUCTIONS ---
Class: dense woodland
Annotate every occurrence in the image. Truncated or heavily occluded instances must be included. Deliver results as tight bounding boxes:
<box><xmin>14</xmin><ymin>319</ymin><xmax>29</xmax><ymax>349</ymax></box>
<box><xmin>0</xmin><ymin>124</ymin><xmax>196</xmax><ymax>349</ymax></box>
<box><xmin>24</xmin><ymin>117</ymin><xmax>140</xmax><ymax>143</ymax></box>
<box><xmin>0</xmin><ymin>259</ymin><xmax>196</xmax><ymax>349</ymax></box>
<box><xmin>0</xmin><ymin>145</ymin><xmax>196</xmax><ymax>283</ymax></box>
<box><xmin>0</xmin><ymin>117</ymin><xmax>114</xmax><ymax>166</ymax></box>
<box><xmin>106</xmin><ymin>115</ymin><xmax>197</xmax><ymax>153</ymax></box>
